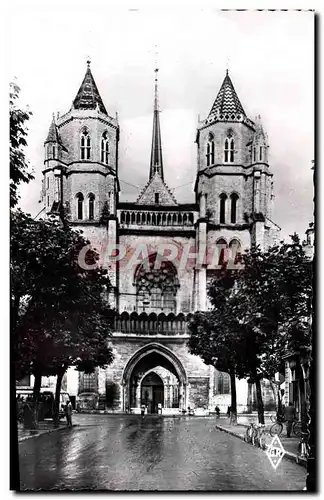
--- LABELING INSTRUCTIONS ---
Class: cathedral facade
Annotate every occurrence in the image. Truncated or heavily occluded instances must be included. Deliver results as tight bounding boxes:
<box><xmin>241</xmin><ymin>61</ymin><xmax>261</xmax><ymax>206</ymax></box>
<box><xmin>40</xmin><ymin>61</ymin><xmax>280</xmax><ymax>413</ymax></box>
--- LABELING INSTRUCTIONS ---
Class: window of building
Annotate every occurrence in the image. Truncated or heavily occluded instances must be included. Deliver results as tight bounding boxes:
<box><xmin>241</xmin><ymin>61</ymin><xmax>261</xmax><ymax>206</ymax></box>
<box><xmin>224</xmin><ymin>138</ymin><xmax>235</xmax><ymax>163</ymax></box>
<box><xmin>230</xmin><ymin>193</ymin><xmax>239</xmax><ymax>224</ymax></box>
<box><xmin>206</xmin><ymin>134</ymin><xmax>215</xmax><ymax>167</ymax></box>
<box><xmin>229</xmin><ymin>239</ymin><xmax>241</xmax><ymax>265</ymax></box>
<box><xmin>253</xmin><ymin>147</ymin><xmax>256</xmax><ymax>162</ymax></box>
<box><xmin>155</xmin><ymin>193</ymin><xmax>159</xmax><ymax>204</ymax></box>
<box><xmin>47</xmin><ymin>176</ymin><xmax>49</xmax><ymax>189</ymax></box>
<box><xmin>101</xmin><ymin>131</ymin><xmax>109</xmax><ymax>164</ymax></box>
<box><xmin>259</xmin><ymin>146</ymin><xmax>263</xmax><ymax>161</ymax></box>
<box><xmin>76</xmin><ymin>193</ymin><xmax>84</xmax><ymax>220</ymax></box>
<box><xmin>219</xmin><ymin>193</ymin><xmax>227</xmax><ymax>223</ymax></box>
<box><xmin>81</xmin><ymin>373</ymin><xmax>97</xmax><ymax>392</ymax></box>
<box><xmin>88</xmin><ymin>193</ymin><xmax>95</xmax><ymax>220</ymax></box>
<box><xmin>216</xmin><ymin>238</ymin><xmax>228</xmax><ymax>266</ymax></box>
<box><xmin>47</xmin><ymin>196</ymin><xmax>49</xmax><ymax>207</ymax></box>
<box><xmin>52</xmin><ymin>145</ymin><xmax>56</xmax><ymax>158</ymax></box>
<box><xmin>80</xmin><ymin>130</ymin><xmax>91</xmax><ymax>160</ymax></box>
<box><xmin>135</xmin><ymin>256</ymin><xmax>178</xmax><ymax>313</ymax></box>
<box><xmin>215</xmin><ymin>371</ymin><xmax>231</xmax><ymax>394</ymax></box>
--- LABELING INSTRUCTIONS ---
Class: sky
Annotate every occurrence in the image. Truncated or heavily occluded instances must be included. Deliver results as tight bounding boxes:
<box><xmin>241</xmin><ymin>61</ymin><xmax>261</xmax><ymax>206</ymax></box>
<box><xmin>8</xmin><ymin>7</ymin><xmax>314</xmax><ymax>241</ymax></box>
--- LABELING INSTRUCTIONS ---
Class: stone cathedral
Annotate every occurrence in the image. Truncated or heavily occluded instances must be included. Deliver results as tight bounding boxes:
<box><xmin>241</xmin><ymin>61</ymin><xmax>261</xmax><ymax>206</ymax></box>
<box><xmin>40</xmin><ymin>61</ymin><xmax>280</xmax><ymax>414</ymax></box>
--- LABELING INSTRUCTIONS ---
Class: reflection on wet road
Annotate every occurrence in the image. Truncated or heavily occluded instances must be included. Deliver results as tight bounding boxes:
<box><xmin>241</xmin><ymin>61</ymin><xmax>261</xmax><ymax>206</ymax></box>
<box><xmin>19</xmin><ymin>414</ymin><xmax>306</xmax><ymax>491</ymax></box>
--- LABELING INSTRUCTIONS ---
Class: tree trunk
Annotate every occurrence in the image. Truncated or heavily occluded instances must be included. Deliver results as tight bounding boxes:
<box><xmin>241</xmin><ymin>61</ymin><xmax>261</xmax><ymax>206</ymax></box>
<box><xmin>29</xmin><ymin>369</ymin><xmax>42</xmax><ymax>429</ymax></box>
<box><xmin>255</xmin><ymin>378</ymin><xmax>265</xmax><ymax>424</ymax></box>
<box><xmin>247</xmin><ymin>382</ymin><xmax>253</xmax><ymax>413</ymax></box>
<box><xmin>53</xmin><ymin>370</ymin><xmax>65</xmax><ymax>428</ymax></box>
<box><xmin>230</xmin><ymin>369</ymin><xmax>237</xmax><ymax>425</ymax></box>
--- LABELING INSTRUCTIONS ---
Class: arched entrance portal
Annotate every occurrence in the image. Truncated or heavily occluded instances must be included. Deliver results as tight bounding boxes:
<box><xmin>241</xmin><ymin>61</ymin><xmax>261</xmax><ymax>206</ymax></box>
<box><xmin>122</xmin><ymin>343</ymin><xmax>187</xmax><ymax>413</ymax></box>
<box><xmin>141</xmin><ymin>372</ymin><xmax>164</xmax><ymax>414</ymax></box>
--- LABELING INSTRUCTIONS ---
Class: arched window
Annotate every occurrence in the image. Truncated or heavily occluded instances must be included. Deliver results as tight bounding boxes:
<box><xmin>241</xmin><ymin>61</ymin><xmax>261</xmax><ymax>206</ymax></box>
<box><xmin>206</xmin><ymin>134</ymin><xmax>215</xmax><ymax>167</ymax></box>
<box><xmin>88</xmin><ymin>193</ymin><xmax>95</xmax><ymax>220</ymax></box>
<box><xmin>224</xmin><ymin>138</ymin><xmax>234</xmax><ymax>163</ymax></box>
<box><xmin>80</xmin><ymin>130</ymin><xmax>91</xmax><ymax>160</ymax></box>
<box><xmin>101</xmin><ymin>131</ymin><xmax>109</xmax><ymax>164</ymax></box>
<box><xmin>52</xmin><ymin>145</ymin><xmax>56</xmax><ymax>158</ymax></box>
<box><xmin>216</xmin><ymin>238</ymin><xmax>228</xmax><ymax>266</ymax></box>
<box><xmin>219</xmin><ymin>193</ymin><xmax>227</xmax><ymax>224</ymax></box>
<box><xmin>135</xmin><ymin>255</ymin><xmax>178</xmax><ymax>313</ymax></box>
<box><xmin>229</xmin><ymin>239</ymin><xmax>241</xmax><ymax>265</ymax></box>
<box><xmin>259</xmin><ymin>146</ymin><xmax>263</xmax><ymax>161</ymax></box>
<box><xmin>76</xmin><ymin>193</ymin><xmax>84</xmax><ymax>220</ymax></box>
<box><xmin>253</xmin><ymin>146</ymin><xmax>256</xmax><ymax>162</ymax></box>
<box><xmin>230</xmin><ymin>193</ymin><xmax>239</xmax><ymax>224</ymax></box>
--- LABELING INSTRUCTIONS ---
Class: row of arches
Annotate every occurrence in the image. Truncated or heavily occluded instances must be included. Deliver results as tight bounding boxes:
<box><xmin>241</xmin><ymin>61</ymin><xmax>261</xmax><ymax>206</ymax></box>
<box><xmin>219</xmin><ymin>192</ymin><xmax>239</xmax><ymax>224</ymax></box>
<box><xmin>120</xmin><ymin>210</ymin><xmax>195</xmax><ymax>227</ymax></box>
<box><xmin>80</xmin><ymin>128</ymin><xmax>110</xmax><ymax>165</ymax></box>
<box><xmin>215</xmin><ymin>237</ymin><xmax>241</xmax><ymax>265</ymax></box>
<box><xmin>76</xmin><ymin>192</ymin><xmax>95</xmax><ymax>220</ymax></box>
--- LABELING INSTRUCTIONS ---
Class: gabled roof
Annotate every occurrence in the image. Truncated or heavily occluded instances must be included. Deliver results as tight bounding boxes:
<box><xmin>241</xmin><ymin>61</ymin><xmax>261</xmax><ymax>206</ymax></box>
<box><xmin>72</xmin><ymin>61</ymin><xmax>108</xmax><ymax>115</ymax></box>
<box><xmin>136</xmin><ymin>171</ymin><xmax>177</xmax><ymax>206</ymax></box>
<box><xmin>208</xmin><ymin>70</ymin><xmax>246</xmax><ymax>122</ymax></box>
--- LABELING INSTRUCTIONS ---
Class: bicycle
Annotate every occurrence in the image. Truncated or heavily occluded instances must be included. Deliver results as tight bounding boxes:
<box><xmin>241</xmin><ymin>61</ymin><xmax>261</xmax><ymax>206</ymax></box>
<box><xmin>244</xmin><ymin>422</ymin><xmax>257</xmax><ymax>444</ymax></box>
<box><xmin>296</xmin><ymin>431</ymin><xmax>310</xmax><ymax>464</ymax></box>
<box><xmin>253</xmin><ymin>423</ymin><xmax>267</xmax><ymax>450</ymax></box>
<box><xmin>270</xmin><ymin>414</ymin><xmax>284</xmax><ymax>437</ymax></box>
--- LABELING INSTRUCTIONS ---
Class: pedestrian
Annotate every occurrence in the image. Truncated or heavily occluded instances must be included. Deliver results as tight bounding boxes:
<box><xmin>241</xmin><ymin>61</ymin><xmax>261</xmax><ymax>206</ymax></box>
<box><xmin>215</xmin><ymin>406</ymin><xmax>220</xmax><ymax>417</ymax></box>
<box><xmin>64</xmin><ymin>399</ymin><xmax>73</xmax><ymax>428</ymax></box>
<box><xmin>283</xmin><ymin>402</ymin><xmax>296</xmax><ymax>437</ymax></box>
<box><xmin>227</xmin><ymin>406</ymin><xmax>231</xmax><ymax>418</ymax></box>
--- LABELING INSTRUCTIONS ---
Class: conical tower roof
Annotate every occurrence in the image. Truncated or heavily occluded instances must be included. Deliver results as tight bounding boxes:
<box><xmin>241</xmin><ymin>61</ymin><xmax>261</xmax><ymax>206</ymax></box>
<box><xmin>208</xmin><ymin>71</ymin><xmax>246</xmax><ymax>122</ymax></box>
<box><xmin>45</xmin><ymin>114</ymin><xmax>60</xmax><ymax>143</ymax></box>
<box><xmin>72</xmin><ymin>60</ymin><xmax>107</xmax><ymax>115</ymax></box>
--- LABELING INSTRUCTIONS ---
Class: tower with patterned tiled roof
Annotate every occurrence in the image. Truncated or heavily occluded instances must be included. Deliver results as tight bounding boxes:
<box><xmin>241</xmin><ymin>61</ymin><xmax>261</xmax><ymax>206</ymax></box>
<box><xmin>41</xmin><ymin>59</ymin><xmax>120</xmax><ymax>302</ymax></box>
<box><xmin>195</xmin><ymin>70</ymin><xmax>280</xmax><ymax>310</ymax></box>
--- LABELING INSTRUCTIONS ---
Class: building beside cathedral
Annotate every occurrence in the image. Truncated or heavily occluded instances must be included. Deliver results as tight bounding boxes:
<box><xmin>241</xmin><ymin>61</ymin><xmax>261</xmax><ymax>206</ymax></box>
<box><xmin>21</xmin><ymin>61</ymin><xmax>281</xmax><ymax>413</ymax></box>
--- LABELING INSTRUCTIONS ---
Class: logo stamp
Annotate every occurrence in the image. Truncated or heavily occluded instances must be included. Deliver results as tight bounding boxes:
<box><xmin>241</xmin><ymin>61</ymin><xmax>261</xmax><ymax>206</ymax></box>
<box><xmin>266</xmin><ymin>435</ymin><xmax>286</xmax><ymax>470</ymax></box>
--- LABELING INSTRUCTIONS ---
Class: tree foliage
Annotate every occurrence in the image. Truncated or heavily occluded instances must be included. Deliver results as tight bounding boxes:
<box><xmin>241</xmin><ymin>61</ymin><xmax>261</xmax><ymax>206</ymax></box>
<box><xmin>11</xmin><ymin>210</ymin><xmax>114</xmax><ymax>395</ymax></box>
<box><xmin>10</xmin><ymin>82</ymin><xmax>34</xmax><ymax>208</ymax></box>
<box><xmin>188</xmin><ymin>237</ymin><xmax>312</xmax><ymax>423</ymax></box>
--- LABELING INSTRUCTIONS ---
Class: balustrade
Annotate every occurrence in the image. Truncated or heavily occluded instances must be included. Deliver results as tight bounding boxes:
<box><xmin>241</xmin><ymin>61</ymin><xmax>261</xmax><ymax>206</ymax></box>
<box><xmin>114</xmin><ymin>312</ymin><xmax>192</xmax><ymax>335</ymax></box>
<box><xmin>119</xmin><ymin>209</ymin><xmax>195</xmax><ymax>227</ymax></box>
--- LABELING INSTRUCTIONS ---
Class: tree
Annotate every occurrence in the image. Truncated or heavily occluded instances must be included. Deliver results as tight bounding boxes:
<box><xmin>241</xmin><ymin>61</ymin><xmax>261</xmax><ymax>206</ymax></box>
<box><xmin>10</xmin><ymin>82</ymin><xmax>34</xmax><ymax>208</ymax></box>
<box><xmin>11</xmin><ymin>210</ymin><xmax>114</xmax><ymax>425</ymax></box>
<box><xmin>188</xmin><ymin>269</ymin><xmax>241</xmax><ymax>424</ymax></box>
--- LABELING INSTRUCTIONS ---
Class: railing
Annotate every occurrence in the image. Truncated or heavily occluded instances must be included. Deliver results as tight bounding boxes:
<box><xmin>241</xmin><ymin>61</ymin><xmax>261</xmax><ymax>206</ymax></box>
<box><xmin>118</xmin><ymin>210</ymin><xmax>195</xmax><ymax>227</ymax></box>
<box><xmin>114</xmin><ymin>312</ymin><xmax>193</xmax><ymax>336</ymax></box>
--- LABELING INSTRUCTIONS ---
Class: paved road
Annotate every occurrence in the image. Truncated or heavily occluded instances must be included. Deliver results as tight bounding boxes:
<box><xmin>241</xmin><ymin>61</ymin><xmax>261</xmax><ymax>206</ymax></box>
<box><xmin>18</xmin><ymin>414</ymin><xmax>306</xmax><ymax>491</ymax></box>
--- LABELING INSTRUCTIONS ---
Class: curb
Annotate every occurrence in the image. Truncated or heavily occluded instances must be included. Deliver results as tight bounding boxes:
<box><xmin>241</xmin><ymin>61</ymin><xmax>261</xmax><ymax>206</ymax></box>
<box><xmin>215</xmin><ymin>424</ymin><xmax>307</xmax><ymax>469</ymax></box>
<box><xmin>18</xmin><ymin>424</ymin><xmax>78</xmax><ymax>443</ymax></box>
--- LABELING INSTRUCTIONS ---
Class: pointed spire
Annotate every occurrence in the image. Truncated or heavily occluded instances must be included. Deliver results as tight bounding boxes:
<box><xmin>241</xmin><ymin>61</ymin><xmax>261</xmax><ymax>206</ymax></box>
<box><xmin>72</xmin><ymin>59</ymin><xmax>108</xmax><ymax>115</ymax></box>
<box><xmin>149</xmin><ymin>65</ymin><xmax>164</xmax><ymax>181</ymax></box>
<box><xmin>208</xmin><ymin>71</ymin><xmax>246</xmax><ymax>122</ymax></box>
<box><xmin>45</xmin><ymin>113</ymin><xmax>60</xmax><ymax>143</ymax></box>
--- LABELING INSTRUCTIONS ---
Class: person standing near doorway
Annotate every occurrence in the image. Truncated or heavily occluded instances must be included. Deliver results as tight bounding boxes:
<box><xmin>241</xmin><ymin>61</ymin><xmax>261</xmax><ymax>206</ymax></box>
<box><xmin>284</xmin><ymin>402</ymin><xmax>296</xmax><ymax>437</ymax></box>
<box><xmin>65</xmin><ymin>400</ymin><xmax>73</xmax><ymax>428</ymax></box>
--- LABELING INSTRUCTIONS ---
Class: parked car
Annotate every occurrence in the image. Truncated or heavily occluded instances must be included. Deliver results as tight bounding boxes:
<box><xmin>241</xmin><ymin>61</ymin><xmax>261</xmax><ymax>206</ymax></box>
<box><xmin>76</xmin><ymin>392</ymin><xmax>99</xmax><ymax>412</ymax></box>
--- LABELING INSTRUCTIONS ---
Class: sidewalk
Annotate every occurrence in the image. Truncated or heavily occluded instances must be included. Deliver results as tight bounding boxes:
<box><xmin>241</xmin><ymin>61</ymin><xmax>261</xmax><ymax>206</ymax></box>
<box><xmin>214</xmin><ymin>417</ymin><xmax>306</xmax><ymax>468</ymax></box>
<box><xmin>17</xmin><ymin>420</ymin><xmax>73</xmax><ymax>442</ymax></box>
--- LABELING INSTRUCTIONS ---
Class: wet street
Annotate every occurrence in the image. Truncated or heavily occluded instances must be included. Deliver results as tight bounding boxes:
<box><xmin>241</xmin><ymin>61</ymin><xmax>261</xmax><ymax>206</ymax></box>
<box><xmin>18</xmin><ymin>414</ymin><xmax>306</xmax><ymax>491</ymax></box>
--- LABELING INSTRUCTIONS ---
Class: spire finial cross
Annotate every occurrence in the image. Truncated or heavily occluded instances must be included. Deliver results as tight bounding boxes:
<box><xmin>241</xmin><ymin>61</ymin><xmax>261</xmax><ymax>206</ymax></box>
<box><xmin>86</xmin><ymin>56</ymin><xmax>91</xmax><ymax>68</ymax></box>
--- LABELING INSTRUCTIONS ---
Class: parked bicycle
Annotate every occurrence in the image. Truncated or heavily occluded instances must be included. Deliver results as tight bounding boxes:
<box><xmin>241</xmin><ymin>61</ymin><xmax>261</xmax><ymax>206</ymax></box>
<box><xmin>296</xmin><ymin>431</ymin><xmax>310</xmax><ymax>464</ymax></box>
<box><xmin>244</xmin><ymin>422</ymin><xmax>257</xmax><ymax>444</ymax></box>
<box><xmin>253</xmin><ymin>423</ymin><xmax>267</xmax><ymax>450</ymax></box>
<box><xmin>269</xmin><ymin>415</ymin><xmax>303</xmax><ymax>438</ymax></box>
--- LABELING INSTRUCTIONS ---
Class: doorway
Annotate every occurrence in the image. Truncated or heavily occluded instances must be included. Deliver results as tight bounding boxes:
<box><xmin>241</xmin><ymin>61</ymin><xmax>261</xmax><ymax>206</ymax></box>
<box><xmin>141</xmin><ymin>372</ymin><xmax>164</xmax><ymax>413</ymax></box>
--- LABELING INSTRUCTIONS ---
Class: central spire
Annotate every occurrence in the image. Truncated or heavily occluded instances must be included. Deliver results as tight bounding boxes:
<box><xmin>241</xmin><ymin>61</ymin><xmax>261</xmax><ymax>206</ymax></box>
<box><xmin>149</xmin><ymin>65</ymin><xmax>164</xmax><ymax>181</ymax></box>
